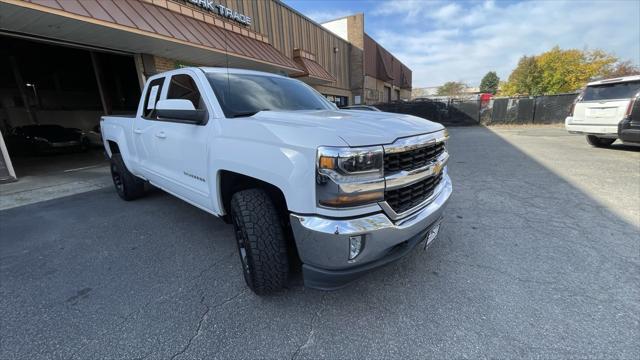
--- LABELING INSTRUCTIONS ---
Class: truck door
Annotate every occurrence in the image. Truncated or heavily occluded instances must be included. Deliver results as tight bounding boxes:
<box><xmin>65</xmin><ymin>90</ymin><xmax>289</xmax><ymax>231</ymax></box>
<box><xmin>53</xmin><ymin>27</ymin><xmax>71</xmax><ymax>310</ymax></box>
<box><xmin>133</xmin><ymin>77</ymin><xmax>166</xmax><ymax>179</ymax></box>
<box><xmin>144</xmin><ymin>71</ymin><xmax>212</xmax><ymax>209</ymax></box>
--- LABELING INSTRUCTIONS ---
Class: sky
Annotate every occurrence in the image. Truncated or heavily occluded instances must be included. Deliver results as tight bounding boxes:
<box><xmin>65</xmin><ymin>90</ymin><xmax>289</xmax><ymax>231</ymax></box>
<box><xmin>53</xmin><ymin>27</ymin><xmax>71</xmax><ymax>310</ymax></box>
<box><xmin>284</xmin><ymin>0</ymin><xmax>640</xmax><ymax>88</ymax></box>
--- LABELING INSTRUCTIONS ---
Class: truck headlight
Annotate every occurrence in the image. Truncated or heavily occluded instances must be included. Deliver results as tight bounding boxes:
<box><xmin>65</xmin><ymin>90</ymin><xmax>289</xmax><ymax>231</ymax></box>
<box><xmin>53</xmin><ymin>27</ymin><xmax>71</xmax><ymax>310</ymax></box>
<box><xmin>316</xmin><ymin>146</ymin><xmax>384</xmax><ymax>208</ymax></box>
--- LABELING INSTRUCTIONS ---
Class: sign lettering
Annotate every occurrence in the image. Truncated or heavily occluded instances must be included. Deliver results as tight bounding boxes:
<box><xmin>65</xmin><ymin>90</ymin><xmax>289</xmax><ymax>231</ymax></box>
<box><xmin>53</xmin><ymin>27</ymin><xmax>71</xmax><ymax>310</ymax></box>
<box><xmin>186</xmin><ymin>0</ymin><xmax>252</xmax><ymax>26</ymax></box>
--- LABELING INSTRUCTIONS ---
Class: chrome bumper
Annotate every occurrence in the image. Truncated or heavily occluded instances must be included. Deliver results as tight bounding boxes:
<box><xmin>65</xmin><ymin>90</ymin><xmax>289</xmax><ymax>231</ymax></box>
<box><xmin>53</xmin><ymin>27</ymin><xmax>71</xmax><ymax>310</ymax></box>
<box><xmin>289</xmin><ymin>172</ymin><xmax>452</xmax><ymax>273</ymax></box>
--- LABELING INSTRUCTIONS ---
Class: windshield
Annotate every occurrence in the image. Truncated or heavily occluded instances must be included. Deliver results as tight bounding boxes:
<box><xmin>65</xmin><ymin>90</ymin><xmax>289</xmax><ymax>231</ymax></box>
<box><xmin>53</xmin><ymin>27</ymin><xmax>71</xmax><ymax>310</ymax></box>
<box><xmin>582</xmin><ymin>80</ymin><xmax>640</xmax><ymax>101</ymax></box>
<box><xmin>206</xmin><ymin>73</ymin><xmax>334</xmax><ymax>118</ymax></box>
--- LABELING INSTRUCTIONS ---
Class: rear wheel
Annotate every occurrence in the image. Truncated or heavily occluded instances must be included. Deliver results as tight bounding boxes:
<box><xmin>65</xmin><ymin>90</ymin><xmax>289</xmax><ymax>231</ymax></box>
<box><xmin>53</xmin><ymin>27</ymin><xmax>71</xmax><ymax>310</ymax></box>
<box><xmin>586</xmin><ymin>135</ymin><xmax>615</xmax><ymax>147</ymax></box>
<box><xmin>230</xmin><ymin>188</ymin><xmax>289</xmax><ymax>295</ymax></box>
<box><xmin>110</xmin><ymin>154</ymin><xmax>146</xmax><ymax>201</ymax></box>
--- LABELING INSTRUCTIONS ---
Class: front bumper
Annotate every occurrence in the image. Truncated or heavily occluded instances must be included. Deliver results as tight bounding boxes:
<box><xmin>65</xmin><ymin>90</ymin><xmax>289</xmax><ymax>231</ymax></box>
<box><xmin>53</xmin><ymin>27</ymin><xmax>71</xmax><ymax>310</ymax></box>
<box><xmin>290</xmin><ymin>173</ymin><xmax>452</xmax><ymax>290</ymax></box>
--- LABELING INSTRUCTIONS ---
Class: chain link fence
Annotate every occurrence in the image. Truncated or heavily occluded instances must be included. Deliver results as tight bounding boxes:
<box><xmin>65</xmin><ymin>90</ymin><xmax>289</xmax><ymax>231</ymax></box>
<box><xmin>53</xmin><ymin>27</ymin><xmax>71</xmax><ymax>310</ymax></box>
<box><xmin>376</xmin><ymin>93</ymin><xmax>579</xmax><ymax>126</ymax></box>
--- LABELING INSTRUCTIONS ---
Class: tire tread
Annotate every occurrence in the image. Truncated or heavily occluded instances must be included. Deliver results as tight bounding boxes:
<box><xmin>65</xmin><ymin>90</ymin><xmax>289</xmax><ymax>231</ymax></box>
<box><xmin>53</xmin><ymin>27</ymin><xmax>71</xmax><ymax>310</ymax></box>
<box><xmin>231</xmin><ymin>189</ymin><xmax>289</xmax><ymax>294</ymax></box>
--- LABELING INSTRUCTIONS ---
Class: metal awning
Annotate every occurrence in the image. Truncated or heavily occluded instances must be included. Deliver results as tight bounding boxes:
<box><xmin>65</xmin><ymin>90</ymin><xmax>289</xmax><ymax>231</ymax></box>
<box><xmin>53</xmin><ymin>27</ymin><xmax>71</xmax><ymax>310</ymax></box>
<box><xmin>291</xmin><ymin>49</ymin><xmax>336</xmax><ymax>84</ymax></box>
<box><xmin>0</xmin><ymin>0</ymin><xmax>305</xmax><ymax>76</ymax></box>
<box><xmin>376</xmin><ymin>46</ymin><xmax>394</xmax><ymax>82</ymax></box>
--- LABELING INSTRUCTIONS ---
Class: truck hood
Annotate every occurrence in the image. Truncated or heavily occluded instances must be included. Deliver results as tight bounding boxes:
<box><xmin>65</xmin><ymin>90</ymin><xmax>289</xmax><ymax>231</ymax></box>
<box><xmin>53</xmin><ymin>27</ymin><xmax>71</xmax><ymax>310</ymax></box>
<box><xmin>249</xmin><ymin>109</ymin><xmax>444</xmax><ymax>146</ymax></box>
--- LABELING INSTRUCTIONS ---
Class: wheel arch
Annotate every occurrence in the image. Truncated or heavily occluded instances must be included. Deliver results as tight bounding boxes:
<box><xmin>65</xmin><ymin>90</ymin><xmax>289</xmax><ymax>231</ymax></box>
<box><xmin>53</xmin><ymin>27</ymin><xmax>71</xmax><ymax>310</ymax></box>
<box><xmin>219</xmin><ymin>170</ymin><xmax>300</xmax><ymax>267</ymax></box>
<box><xmin>218</xmin><ymin>170</ymin><xmax>289</xmax><ymax>220</ymax></box>
<box><xmin>107</xmin><ymin>140</ymin><xmax>120</xmax><ymax>155</ymax></box>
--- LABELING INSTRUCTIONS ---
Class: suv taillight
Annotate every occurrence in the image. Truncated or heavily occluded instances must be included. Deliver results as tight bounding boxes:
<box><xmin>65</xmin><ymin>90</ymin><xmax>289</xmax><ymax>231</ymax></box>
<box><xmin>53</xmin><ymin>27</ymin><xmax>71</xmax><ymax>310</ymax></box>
<box><xmin>571</xmin><ymin>89</ymin><xmax>585</xmax><ymax>116</ymax></box>
<box><xmin>625</xmin><ymin>94</ymin><xmax>639</xmax><ymax>117</ymax></box>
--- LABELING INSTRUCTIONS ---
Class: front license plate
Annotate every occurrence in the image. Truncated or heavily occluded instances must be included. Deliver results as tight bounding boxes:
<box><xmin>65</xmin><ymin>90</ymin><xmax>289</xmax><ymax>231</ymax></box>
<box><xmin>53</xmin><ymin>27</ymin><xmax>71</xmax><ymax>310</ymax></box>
<box><xmin>424</xmin><ymin>223</ymin><xmax>441</xmax><ymax>249</ymax></box>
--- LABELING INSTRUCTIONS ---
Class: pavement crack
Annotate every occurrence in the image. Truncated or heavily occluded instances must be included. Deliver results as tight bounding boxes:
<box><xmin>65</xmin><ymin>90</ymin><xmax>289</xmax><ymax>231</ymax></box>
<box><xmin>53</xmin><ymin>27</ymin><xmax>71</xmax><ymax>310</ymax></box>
<box><xmin>67</xmin><ymin>253</ymin><xmax>235</xmax><ymax>359</ymax></box>
<box><xmin>169</xmin><ymin>295</ymin><xmax>211</xmax><ymax>360</ymax></box>
<box><xmin>169</xmin><ymin>289</ymin><xmax>247</xmax><ymax>360</ymax></box>
<box><xmin>212</xmin><ymin>289</ymin><xmax>247</xmax><ymax>310</ymax></box>
<box><xmin>291</xmin><ymin>295</ymin><xmax>325</xmax><ymax>360</ymax></box>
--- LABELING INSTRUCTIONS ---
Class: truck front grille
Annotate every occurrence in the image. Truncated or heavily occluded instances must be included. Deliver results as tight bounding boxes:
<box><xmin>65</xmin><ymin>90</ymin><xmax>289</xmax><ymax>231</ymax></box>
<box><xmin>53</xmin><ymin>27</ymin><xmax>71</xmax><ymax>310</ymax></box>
<box><xmin>384</xmin><ymin>142</ymin><xmax>445</xmax><ymax>173</ymax></box>
<box><xmin>384</xmin><ymin>173</ymin><xmax>443</xmax><ymax>214</ymax></box>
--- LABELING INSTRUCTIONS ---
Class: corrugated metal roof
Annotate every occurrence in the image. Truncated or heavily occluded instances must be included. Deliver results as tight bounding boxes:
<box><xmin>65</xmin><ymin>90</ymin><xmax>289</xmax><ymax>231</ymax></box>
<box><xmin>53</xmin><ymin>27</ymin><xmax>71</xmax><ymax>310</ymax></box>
<box><xmin>23</xmin><ymin>0</ymin><xmax>304</xmax><ymax>74</ymax></box>
<box><xmin>293</xmin><ymin>56</ymin><xmax>337</xmax><ymax>83</ymax></box>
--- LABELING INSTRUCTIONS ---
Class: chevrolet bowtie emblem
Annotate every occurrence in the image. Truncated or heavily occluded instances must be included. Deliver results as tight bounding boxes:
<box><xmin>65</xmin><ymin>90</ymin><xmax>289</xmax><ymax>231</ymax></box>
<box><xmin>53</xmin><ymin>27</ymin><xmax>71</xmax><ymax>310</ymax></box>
<box><xmin>432</xmin><ymin>161</ymin><xmax>443</xmax><ymax>175</ymax></box>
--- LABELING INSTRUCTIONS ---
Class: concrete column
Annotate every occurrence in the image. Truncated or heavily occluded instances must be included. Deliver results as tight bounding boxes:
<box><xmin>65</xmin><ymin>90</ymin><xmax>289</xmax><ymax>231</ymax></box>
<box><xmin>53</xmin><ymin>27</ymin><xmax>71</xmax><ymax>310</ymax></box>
<box><xmin>133</xmin><ymin>54</ymin><xmax>147</xmax><ymax>91</ymax></box>
<box><xmin>90</xmin><ymin>52</ymin><xmax>109</xmax><ymax>115</ymax></box>
<box><xmin>9</xmin><ymin>56</ymin><xmax>37</xmax><ymax>124</ymax></box>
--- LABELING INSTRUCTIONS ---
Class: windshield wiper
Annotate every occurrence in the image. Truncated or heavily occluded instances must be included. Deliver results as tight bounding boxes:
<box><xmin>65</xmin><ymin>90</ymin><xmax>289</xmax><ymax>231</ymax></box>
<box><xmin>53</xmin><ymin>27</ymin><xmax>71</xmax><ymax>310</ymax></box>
<box><xmin>229</xmin><ymin>111</ymin><xmax>258</xmax><ymax>118</ymax></box>
<box><xmin>228</xmin><ymin>109</ymin><xmax>270</xmax><ymax>118</ymax></box>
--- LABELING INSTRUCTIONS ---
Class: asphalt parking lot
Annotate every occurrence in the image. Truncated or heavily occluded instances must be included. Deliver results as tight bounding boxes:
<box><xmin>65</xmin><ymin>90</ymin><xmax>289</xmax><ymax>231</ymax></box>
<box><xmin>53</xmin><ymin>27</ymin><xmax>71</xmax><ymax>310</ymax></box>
<box><xmin>1</xmin><ymin>126</ymin><xmax>638</xmax><ymax>359</ymax></box>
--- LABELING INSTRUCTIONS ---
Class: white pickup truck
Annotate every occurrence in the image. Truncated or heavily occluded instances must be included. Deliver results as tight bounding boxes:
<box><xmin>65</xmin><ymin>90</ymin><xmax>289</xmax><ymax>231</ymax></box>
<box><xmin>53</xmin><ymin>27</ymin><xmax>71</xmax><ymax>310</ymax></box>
<box><xmin>101</xmin><ymin>67</ymin><xmax>452</xmax><ymax>294</ymax></box>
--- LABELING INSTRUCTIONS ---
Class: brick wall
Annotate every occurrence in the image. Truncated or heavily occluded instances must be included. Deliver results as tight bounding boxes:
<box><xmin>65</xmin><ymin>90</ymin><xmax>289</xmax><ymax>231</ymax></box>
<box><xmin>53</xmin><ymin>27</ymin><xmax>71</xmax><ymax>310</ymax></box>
<box><xmin>153</xmin><ymin>56</ymin><xmax>177</xmax><ymax>73</ymax></box>
<box><xmin>346</xmin><ymin>14</ymin><xmax>365</xmax><ymax>104</ymax></box>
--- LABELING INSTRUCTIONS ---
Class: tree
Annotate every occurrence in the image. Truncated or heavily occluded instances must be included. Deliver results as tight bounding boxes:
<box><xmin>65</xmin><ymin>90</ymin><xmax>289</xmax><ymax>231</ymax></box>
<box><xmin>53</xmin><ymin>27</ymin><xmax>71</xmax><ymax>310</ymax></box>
<box><xmin>479</xmin><ymin>71</ymin><xmax>500</xmax><ymax>94</ymax></box>
<box><xmin>500</xmin><ymin>46</ymin><xmax>624</xmax><ymax>96</ymax></box>
<box><xmin>602</xmin><ymin>60</ymin><xmax>640</xmax><ymax>77</ymax></box>
<box><xmin>537</xmin><ymin>47</ymin><xmax>616</xmax><ymax>94</ymax></box>
<box><xmin>437</xmin><ymin>81</ymin><xmax>466</xmax><ymax>96</ymax></box>
<box><xmin>501</xmin><ymin>56</ymin><xmax>542</xmax><ymax>96</ymax></box>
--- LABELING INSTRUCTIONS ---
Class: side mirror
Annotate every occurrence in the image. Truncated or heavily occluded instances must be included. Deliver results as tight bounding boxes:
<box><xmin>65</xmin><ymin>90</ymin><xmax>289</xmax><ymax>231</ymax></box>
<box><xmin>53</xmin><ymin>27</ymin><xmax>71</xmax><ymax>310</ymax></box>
<box><xmin>155</xmin><ymin>99</ymin><xmax>207</xmax><ymax>124</ymax></box>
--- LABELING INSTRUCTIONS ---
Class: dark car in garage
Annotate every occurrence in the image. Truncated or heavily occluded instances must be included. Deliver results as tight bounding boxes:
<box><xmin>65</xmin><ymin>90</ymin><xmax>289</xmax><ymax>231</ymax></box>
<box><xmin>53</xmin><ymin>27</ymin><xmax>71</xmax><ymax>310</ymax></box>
<box><xmin>7</xmin><ymin>124</ymin><xmax>86</xmax><ymax>155</ymax></box>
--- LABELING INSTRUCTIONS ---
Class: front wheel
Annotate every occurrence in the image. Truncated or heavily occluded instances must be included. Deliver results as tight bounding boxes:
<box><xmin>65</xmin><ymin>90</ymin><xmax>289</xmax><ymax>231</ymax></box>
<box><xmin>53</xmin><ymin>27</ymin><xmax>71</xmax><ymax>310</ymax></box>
<box><xmin>230</xmin><ymin>188</ymin><xmax>289</xmax><ymax>295</ymax></box>
<box><xmin>586</xmin><ymin>135</ymin><xmax>615</xmax><ymax>147</ymax></box>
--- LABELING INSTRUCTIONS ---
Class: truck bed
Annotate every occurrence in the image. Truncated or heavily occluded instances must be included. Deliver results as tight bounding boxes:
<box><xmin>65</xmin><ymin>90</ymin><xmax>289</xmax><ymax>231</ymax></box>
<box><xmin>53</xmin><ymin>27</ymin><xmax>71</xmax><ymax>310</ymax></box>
<box><xmin>102</xmin><ymin>115</ymin><xmax>135</xmax><ymax>120</ymax></box>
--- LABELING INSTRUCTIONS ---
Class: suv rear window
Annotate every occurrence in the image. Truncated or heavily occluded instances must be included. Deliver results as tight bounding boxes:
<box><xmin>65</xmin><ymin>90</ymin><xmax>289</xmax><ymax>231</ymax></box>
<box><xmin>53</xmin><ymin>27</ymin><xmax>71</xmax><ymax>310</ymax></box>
<box><xmin>582</xmin><ymin>80</ymin><xmax>640</xmax><ymax>101</ymax></box>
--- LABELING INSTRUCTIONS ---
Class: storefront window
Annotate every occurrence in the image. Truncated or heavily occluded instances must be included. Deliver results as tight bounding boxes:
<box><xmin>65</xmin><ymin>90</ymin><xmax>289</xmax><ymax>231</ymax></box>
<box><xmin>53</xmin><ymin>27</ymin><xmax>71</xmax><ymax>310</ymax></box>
<box><xmin>323</xmin><ymin>94</ymin><xmax>348</xmax><ymax>107</ymax></box>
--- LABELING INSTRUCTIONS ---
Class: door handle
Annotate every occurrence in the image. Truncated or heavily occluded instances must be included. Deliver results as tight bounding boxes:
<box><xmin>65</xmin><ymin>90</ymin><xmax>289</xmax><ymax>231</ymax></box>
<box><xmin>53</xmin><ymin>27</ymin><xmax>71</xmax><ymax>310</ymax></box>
<box><xmin>155</xmin><ymin>131</ymin><xmax>167</xmax><ymax>139</ymax></box>
<box><xmin>134</xmin><ymin>128</ymin><xmax>143</xmax><ymax>134</ymax></box>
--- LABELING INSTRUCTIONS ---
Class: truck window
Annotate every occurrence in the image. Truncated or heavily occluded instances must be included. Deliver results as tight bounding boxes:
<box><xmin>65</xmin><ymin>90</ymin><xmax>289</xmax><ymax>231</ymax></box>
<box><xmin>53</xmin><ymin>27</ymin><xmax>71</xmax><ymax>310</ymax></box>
<box><xmin>582</xmin><ymin>81</ymin><xmax>640</xmax><ymax>101</ymax></box>
<box><xmin>167</xmin><ymin>74</ymin><xmax>205</xmax><ymax>110</ymax></box>
<box><xmin>142</xmin><ymin>77</ymin><xmax>165</xmax><ymax>118</ymax></box>
<box><xmin>206</xmin><ymin>73</ymin><xmax>333</xmax><ymax>118</ymax></box>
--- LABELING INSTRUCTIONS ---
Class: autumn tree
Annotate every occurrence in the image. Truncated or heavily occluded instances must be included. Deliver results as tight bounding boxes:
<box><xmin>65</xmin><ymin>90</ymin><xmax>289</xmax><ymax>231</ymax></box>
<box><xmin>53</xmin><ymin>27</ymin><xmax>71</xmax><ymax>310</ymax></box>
<box><xmin>537</xmin><ymin>47</ymin><xmax>616</xmax><ymax>94</ymax></box>
<box><xmin>501</xmin><ymin>56</ymin><xmax>542</xmax><ymax>96</ymax></box>
<box><xmin>479</xmin><ymin>71</ymin><xmax>500</xmax><ymax>94</ymax></box>
<box><xmin>602</xmin><ymin>60</ymin><xmax>640</xmax><ymax>77</ymax></box>
<box><xmin>501</xmin><ymin>47</ymin><xmax>626</xmax><ymax>96</ymax></box>
<box><xmin>437</xmin><ymin>81</ymin><xmax>466</xmax><ymax>96</ymax></box>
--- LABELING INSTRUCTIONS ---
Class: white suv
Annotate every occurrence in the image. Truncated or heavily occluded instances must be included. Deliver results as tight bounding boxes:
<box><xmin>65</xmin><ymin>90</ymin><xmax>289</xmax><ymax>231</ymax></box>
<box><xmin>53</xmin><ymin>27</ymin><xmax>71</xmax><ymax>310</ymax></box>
<box><xmin>565</xmin><ymin>75</ymin><xmax>640</xmax><ymax>147</ymax></box>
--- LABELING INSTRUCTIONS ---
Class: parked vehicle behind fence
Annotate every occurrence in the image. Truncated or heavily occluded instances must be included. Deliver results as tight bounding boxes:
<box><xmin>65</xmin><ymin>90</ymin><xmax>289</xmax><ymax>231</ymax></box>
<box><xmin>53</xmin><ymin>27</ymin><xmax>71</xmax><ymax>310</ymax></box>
<box><xmin>340</xmin><ymin>105</ymin><xmax>381</xmax><ymax>111</ymax></box>
<box><xmin>100</xmin><ymin>67</ymin><xmax>452</xmax><ymax>295</ymax></box>
<box><xmin>565</xmin><ymin>75</ymin><xmax>640</xmax><ymax>147</ymax></box>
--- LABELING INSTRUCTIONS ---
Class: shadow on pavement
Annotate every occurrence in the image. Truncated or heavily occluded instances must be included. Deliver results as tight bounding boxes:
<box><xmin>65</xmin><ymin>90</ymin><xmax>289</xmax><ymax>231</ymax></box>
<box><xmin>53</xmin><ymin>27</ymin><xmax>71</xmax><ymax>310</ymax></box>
<box><xmin>0</xmin><ymin>126</ymin><xmax>638</xmax><ymax>359</ymax></box>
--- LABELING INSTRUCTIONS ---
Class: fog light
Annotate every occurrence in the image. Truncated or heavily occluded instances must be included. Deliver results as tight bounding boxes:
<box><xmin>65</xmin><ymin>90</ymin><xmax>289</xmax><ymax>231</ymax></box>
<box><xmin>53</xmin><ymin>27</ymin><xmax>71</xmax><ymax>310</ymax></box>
<box><xmin>349</xmin><ymin>235</ymin><xmax>364</xmax><ymax>260</ymax></box>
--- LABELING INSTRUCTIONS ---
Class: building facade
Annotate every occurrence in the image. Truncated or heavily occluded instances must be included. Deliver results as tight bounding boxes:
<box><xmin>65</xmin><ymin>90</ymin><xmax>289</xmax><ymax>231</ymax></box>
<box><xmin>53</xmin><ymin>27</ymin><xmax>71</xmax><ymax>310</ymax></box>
<box><xmin>1</xmin><ymin>0</ymin><xmax>411</xmax><ymax>120</ymax></box>
<box><xmin>322</xmin><ymin>14</ymin><xmax>413</xmax><ymax>104</ymax></box>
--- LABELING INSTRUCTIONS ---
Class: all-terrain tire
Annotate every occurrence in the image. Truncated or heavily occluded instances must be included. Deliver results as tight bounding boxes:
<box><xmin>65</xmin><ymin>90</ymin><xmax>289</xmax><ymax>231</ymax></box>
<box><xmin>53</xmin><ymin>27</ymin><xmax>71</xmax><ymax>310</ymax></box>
<box><xmin>586</xmin><ymin>135</ymin><xmax>615</xmax><ymax>147</ymax></box>
<box><xmin>230</xmin><ymin>188</ymin><xmax>289</xmax><ymax>295</ymax></box>
<box><xmin>110</xmin><ymin>153</ymin><xmax>146</xmax><ymax>201</ymax></box>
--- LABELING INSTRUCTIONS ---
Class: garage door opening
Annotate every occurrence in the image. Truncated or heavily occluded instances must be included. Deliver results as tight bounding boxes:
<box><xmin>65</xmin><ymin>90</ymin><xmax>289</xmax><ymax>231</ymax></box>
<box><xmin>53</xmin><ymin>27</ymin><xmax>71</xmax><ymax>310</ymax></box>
<box><xmin>0</xmin><ymin>35</ymin><xmax>141</xmax><ymax>208</ymax></box>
